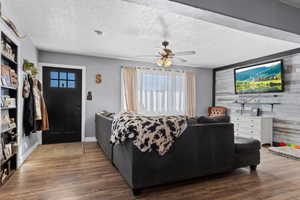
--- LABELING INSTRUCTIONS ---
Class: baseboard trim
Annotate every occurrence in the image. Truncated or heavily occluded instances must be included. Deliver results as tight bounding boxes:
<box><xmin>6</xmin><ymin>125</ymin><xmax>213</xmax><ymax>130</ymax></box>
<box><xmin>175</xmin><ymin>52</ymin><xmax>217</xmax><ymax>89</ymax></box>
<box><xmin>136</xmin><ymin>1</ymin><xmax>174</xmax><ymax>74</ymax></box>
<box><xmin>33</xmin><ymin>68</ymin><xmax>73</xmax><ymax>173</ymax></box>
<box><xmin>19</xmin><ymin>142</ymin><xmax>39</xmax><ymax>167</ymax></box>
<box><xmin>84</xmin><ymin>137</ymin><xmax>97</xmax><ymax>142</ymax></box>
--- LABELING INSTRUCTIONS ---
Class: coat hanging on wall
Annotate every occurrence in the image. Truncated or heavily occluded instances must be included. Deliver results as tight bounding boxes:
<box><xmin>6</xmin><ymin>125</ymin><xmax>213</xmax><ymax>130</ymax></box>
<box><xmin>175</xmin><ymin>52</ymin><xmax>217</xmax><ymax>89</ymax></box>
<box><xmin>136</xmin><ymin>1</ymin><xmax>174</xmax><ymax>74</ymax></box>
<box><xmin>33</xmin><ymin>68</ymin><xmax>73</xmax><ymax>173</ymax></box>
<box><xmin>23</xmin><ymin>61</ymin><xmax>49</xmax><ymax>136</ymax></box>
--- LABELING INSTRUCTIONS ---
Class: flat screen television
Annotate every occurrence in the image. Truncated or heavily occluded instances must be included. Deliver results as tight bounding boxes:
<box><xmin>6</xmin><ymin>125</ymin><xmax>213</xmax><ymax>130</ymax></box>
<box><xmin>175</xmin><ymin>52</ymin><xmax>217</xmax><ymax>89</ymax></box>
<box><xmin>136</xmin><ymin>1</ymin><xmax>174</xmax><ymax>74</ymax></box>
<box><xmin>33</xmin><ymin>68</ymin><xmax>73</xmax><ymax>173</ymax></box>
<box><xmin>234</xmin><ymin>60</ymin><xmax>284</xmax><ymax>94</ymax></box>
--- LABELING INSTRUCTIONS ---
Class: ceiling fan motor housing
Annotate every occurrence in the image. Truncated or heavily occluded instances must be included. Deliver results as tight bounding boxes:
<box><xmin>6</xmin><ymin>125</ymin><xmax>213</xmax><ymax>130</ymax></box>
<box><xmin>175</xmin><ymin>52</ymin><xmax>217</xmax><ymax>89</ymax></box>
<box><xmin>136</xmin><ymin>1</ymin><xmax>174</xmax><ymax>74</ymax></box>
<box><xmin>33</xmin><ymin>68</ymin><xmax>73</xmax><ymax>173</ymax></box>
<box><xmin>162</xmin><ymin>41</ymin><xmax>169</xmax><ymax>48</ymax></box>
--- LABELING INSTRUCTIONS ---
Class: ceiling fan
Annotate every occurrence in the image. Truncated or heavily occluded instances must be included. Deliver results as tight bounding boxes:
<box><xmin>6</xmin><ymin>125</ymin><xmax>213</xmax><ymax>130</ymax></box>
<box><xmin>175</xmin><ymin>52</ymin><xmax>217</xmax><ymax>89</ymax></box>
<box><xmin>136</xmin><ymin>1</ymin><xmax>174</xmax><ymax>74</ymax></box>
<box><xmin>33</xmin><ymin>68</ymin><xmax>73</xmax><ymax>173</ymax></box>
<box><xmin>136</xmin><ymin>41</ymin><xmax>196</xmax><ymax>67</ymax></box>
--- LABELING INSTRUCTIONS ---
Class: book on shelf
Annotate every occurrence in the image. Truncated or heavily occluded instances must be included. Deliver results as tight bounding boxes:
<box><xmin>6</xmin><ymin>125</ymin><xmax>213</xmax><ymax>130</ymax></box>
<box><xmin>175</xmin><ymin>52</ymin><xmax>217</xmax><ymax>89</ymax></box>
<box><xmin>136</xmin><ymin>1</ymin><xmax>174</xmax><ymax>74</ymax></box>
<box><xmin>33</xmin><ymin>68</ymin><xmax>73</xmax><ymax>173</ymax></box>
<box><xmin>0</xmin><ymin>139</ymin><xmax>3</xmax><ymax>163</ymax></box>
<box><xmin>0</xmin><ymin>110</ymin><xmax>10</xmax><ymax>128</ymax></box>
<box><xmin>0</xmin><ymin>65</ymin><xmax>18</xmax><ymax>89</ymax></box>
<box><xmin>0</xmin><ymin>141</ymin><xmax>16</xmax><ymax>162</ymax></box>
<box><xmin>1</xmin><ymin>39</ymin><xmax>16</xmax><ymax>62</ymax></box>
<box><xmin>1</xmin><ymin>65</ymin><xmax>11</xmax><ymax>87</ymax></box>
<box><xmin>10</xmin><ymin>69</ymin><xmax>18</xmax><ymax>88</ymax></box>
<box><xmin>3</xmin><ymin>143</ymin><xmax>12</xmax><ymax>159</ymax></box>
<box><xmin>0</xmin><ymin>110</ymin><xmax>16</xmax><ymax>131</ymax></box>
<box><xmin>0</xmin><ymin>96</ymin><xmax>16</xmax><ymax>108</ymax></box>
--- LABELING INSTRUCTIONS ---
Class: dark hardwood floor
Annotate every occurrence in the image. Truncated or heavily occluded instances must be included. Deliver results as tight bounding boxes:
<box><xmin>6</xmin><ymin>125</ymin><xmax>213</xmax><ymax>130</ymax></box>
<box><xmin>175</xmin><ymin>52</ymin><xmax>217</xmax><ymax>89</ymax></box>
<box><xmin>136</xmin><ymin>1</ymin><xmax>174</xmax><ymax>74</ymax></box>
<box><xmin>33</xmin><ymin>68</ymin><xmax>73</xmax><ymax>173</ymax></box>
<box><xmin>1</xmin><ymin>142</ymin><xmax>300</xmax><ymax>200</ymax></box>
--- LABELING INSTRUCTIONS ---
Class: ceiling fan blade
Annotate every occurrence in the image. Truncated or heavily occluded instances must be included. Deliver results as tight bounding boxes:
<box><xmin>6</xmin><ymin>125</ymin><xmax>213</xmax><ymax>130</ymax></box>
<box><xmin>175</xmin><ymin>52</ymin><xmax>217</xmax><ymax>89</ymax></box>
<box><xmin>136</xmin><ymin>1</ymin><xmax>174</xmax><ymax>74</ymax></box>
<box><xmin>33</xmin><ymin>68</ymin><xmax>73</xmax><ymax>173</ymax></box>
<box><xmin>174</xmin><ymin>51</ymin><xmax>196</xmax><ymax>56</ymax></box>
<box><xmin>134</xmin><ymin>55</ymin><xmax>160</xmax><ymax>58</ymax></box>
<box><xmin>173</xmin><ymin>57</ymin><xmax>188</xmax><ymax>63</ymax></box>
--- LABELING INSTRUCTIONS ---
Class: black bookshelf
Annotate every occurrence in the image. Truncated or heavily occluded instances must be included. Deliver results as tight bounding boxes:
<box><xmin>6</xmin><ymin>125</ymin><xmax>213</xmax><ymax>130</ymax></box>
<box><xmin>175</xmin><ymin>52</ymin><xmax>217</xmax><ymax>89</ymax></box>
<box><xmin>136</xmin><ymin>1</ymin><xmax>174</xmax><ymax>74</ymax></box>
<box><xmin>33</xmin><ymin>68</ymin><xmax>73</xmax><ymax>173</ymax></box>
<box><xmin>0</xmin><ymin>31</ymin><xmax>18</xmax><ymax>186</ymax></box>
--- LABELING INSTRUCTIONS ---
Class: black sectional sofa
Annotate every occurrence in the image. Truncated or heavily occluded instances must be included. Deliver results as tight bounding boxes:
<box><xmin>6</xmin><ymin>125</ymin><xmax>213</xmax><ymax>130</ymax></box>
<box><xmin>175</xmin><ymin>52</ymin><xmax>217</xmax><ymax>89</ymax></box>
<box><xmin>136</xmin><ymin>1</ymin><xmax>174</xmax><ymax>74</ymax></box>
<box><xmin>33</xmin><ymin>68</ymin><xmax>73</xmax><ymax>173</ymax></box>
<box><xmin>95</xmin><ymin>113</ymin><xmax>260</xmax><ymax>194</ymax></box>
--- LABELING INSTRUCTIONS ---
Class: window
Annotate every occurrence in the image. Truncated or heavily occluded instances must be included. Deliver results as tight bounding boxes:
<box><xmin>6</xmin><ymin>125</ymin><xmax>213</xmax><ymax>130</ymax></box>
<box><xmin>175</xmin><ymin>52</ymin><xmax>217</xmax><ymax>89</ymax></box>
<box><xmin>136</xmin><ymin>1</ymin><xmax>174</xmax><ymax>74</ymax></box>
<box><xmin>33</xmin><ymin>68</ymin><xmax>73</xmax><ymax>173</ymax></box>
<box><xmin>50</xmin><ymin>71</ymin><xmax>76</xmax><ymax>88</ymax></box>
<box><xmin>122</xmin><ymin>67</ymin><xmax>196</xmax><ymax>116</ymax></box>
<box><xmin>136</xmin><ymin>69</ymin><xmax>186</xmax><ymax>115</ymax></box>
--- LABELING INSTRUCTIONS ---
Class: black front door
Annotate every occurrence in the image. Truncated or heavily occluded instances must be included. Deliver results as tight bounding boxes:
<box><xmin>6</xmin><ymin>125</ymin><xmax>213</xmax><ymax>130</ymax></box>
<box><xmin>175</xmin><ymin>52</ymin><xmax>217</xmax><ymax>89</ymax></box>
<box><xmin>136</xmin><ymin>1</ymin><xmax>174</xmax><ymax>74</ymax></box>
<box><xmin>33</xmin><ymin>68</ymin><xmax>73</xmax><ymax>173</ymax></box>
<box><xmin>42</xmin><ymin>66</ymin><xmax>82</xmax><ymax>144</ymax></box>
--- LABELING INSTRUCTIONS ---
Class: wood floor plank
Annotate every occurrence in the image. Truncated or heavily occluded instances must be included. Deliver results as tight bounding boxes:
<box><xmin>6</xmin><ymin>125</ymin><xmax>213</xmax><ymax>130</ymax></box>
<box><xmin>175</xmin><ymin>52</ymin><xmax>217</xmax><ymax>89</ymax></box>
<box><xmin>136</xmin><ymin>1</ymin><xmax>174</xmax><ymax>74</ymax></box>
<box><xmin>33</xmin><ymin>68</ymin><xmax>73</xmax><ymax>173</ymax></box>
<box><xmin>0</xmin><ymin>142</ymin><xmax>299</xmax><ymax>200</ymax></box>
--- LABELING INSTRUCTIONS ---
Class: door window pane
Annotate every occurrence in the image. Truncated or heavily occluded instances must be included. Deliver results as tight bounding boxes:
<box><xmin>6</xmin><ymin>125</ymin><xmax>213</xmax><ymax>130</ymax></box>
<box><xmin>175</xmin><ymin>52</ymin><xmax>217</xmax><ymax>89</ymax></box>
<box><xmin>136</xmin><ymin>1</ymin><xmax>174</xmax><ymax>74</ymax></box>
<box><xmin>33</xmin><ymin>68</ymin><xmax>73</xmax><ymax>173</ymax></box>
<box><xmin>68</xmin><ymin>73</ymin><xmax>75</xmax><ymax>80</ymax></box>
<box><xmin>68</xmin><ymin>81</ymin><xmax>75</xmax><ymax>88</ymax></box>
<box><xmin>50</xmin><ymin>80</ymin><xmax>58</xmax><ymax>88</ymax></box>
<box><xmin>59</xmin><ymin>72</ymin><xmax>67</xmax><ymax>79</ymax></box>
<box><xmin>59</xmin><ymin>80</ymin><xmax>67</xmax><ymax>88</ymax></box>
<box><xmin>50</xmin><ymin>72</ymin><xmax>58</xmax><ymax>79</ymax></box>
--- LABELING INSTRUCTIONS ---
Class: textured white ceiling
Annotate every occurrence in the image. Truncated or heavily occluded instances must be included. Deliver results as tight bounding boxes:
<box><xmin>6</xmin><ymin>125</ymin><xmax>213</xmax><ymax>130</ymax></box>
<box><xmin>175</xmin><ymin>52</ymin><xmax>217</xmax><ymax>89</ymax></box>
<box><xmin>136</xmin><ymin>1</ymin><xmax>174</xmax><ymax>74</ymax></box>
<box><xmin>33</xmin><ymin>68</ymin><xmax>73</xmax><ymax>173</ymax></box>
<box><xmin>280</xmin><ymin>0</ymin><xmax>300</xmax><ymax>8</ymax></box>
<box><xmin>7</xmin><ymin>0</ymin><xmax>300</xmax><ymax>68</ymax></box>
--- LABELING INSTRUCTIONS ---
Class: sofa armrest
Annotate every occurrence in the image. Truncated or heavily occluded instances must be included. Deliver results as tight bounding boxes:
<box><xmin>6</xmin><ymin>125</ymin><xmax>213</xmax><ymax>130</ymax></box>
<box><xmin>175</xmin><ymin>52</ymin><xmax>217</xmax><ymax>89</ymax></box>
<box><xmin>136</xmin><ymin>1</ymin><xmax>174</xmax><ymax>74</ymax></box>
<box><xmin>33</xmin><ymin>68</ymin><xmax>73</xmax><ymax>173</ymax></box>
<box><xmin>95</xmin><ymin>113</ymin><xmax>113</xmax><ymax>160</ymax></box>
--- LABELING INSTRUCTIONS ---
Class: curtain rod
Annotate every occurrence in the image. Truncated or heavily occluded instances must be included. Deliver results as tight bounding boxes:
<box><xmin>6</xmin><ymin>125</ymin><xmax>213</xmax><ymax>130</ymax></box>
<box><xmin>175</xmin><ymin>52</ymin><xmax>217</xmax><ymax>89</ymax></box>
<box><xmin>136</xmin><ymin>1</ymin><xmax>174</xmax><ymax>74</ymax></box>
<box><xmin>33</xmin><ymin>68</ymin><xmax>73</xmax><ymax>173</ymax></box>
<box><xmin>121</xmin><ymin>66</ymin><xmax>186</xmax><ymax>73</ymax></box>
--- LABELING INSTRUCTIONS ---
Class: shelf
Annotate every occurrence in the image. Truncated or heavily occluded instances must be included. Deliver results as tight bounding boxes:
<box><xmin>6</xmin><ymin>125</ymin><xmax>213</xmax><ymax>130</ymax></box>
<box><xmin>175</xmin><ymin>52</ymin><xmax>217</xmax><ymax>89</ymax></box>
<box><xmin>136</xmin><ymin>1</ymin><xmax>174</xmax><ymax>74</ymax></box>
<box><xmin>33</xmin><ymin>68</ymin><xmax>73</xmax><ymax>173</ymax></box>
<box><xmin>0</xmin><ymin>85</ymin><xmax>17</xmax><ymax>90</ymax></box>
<box><xmin>1</xmin><ymin>126</ymin><xmax>16</xmax><ymax>134</ymax></box>
<box><xmin>0</xmin><ymin>31</ymin><xmax>18</xmax><ymax>188</ymax></box>
<box><xmin>0</xmin><ymin>107</ymin><xmax>16</xmax><ymax>110</ymax></box>
<box><xmin>1</xmin><ymin>53</ymin><xmax>17</xmax><ymax>65</ymax></box>
<box><xmin>234</xmin><ymin>102</ymin><xmax>280</xmax><ymax>112</ymax></box>
<box><xmin>234</xmin><ymin>102</ymin><xmax>280</xmax><ymax>105</ymax></box>
<box><xmin>0</xmin><ymin>153</ymin><xmax>17</xmax><ymax>167</ymax></box>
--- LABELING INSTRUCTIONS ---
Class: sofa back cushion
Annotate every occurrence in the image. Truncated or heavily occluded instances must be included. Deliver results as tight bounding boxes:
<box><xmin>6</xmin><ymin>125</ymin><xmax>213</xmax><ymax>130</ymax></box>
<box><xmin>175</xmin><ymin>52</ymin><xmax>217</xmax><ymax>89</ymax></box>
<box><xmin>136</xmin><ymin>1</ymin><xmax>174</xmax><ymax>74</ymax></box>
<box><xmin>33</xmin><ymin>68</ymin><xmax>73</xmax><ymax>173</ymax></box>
<box><xmin>197</xmin><ymin>116</ymin><xmax>230</xmax><ymax>124</ymax></box>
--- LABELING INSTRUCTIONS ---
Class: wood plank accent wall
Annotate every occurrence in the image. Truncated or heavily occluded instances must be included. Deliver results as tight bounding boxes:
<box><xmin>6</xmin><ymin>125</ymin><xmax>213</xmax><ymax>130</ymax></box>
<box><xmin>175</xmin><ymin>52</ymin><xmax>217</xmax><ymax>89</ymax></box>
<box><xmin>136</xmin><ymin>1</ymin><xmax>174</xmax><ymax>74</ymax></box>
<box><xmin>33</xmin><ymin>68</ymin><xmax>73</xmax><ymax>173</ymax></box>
<box><xmin>215</xmin><ymin>53</ymin><xmax>300</xmax><ymax>144</ymax></box>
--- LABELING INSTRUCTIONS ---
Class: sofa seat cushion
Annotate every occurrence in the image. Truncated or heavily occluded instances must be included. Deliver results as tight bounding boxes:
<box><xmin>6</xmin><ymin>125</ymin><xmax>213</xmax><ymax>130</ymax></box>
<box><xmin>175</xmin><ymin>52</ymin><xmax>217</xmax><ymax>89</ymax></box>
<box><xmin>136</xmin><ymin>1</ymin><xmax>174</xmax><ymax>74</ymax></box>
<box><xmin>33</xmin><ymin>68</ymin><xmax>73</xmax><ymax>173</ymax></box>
<box><xmin>235</xmin><ymin>137</ymin><xmax>261</xmax><ymax>153</ymax></box>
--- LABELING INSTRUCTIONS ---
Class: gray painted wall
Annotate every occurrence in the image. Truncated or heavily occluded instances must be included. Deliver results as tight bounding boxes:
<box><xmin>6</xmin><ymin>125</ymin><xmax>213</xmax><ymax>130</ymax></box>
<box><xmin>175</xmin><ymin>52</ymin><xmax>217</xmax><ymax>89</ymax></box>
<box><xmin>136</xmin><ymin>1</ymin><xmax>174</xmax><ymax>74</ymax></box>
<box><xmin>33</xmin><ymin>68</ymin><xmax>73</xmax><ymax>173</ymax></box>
<box><xmin>38</xmin><ymin>50</ymin><xmax>213</xmax><ymax>138</ymax></box>
<box><xmin>170</xmin><ymin>0</ymin><xmax>300</xmax><ymax>36</ymax></box>
<box><xmin>215</xmin><ymin>53</ymin><xmax>300</xmax><ymax>145</ymax></box>
<box><xmin>1</xmin><ymin>1</ymin><xmax>40</xmax><ymax>161</ymax></box>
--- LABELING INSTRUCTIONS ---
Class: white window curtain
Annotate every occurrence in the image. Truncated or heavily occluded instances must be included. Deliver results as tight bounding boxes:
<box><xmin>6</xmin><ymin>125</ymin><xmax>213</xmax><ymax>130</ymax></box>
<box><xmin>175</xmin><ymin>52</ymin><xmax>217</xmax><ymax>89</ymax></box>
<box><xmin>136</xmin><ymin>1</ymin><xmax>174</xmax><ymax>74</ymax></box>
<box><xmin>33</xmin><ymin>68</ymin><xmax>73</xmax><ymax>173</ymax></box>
<box><xmin>186</xmin><ymin>71</ymin><xmax>196</xmax><ymax>117</ymax></box>
<box><xmin>121</xmin><ymin>67</ymin><xmax>196</xmax><ymax>116</ymax></box>
<box><xmin>121</xmin><ymin>67</ymin><xmax>137</xmax><ymax>112</ymax></box>
<box><xmin>137</xmin><ymin>67</ymin><xmax>186</xmax><ymax>116</ymax></box>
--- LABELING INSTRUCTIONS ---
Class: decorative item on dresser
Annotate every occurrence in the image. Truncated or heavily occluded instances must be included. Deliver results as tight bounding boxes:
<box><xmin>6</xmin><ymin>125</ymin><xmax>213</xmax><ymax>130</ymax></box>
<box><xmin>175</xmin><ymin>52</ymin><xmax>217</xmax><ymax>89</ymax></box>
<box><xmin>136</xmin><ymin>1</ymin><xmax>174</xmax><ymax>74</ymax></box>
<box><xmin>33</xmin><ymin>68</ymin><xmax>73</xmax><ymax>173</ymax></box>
<box><xmin>231</xmin><ymin>116</ymin><xmax>273</xmax><ymax>145</ymax></box>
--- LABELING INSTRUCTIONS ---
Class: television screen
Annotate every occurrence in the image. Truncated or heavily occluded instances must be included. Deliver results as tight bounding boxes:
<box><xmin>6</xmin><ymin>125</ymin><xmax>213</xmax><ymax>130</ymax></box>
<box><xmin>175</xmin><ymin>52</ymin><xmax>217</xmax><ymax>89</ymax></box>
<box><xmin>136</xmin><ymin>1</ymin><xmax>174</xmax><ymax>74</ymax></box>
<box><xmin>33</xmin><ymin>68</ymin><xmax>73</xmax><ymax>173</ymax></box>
<box><xmin>234</xmin><ymin>60</ymin><xmax>284</xmax><ymax>94</ymax></box>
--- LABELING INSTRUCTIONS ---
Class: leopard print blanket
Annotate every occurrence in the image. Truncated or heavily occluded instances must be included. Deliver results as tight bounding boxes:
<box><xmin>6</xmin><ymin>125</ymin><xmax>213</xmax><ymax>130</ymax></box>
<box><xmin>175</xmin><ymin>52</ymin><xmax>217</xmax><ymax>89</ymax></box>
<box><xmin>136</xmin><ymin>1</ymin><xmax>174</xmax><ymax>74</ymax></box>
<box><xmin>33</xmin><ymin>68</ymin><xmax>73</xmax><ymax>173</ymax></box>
<box><xmin>111</xmin><ymin>112</ymin><xmax>187</xmax><ymax>156</ymax></box>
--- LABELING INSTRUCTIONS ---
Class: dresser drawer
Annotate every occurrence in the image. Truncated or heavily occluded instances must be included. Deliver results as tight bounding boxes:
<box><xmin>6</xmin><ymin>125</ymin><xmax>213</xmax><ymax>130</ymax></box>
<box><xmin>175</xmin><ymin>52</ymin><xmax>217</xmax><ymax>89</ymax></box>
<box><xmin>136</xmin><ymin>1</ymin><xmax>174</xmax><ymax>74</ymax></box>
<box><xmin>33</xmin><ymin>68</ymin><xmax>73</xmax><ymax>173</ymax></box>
<box><xmin>235</xmin><ymin>128</ymin><xmax>260</xmax><ymax>136</ymax></box>
<box><xmin>235</xmin><ymin>131</ymin><xmax>261</xmax><ymax>140</ymax></box>
<box><xmin>235</xmin><ymin>124</ymin><xmax>261</xmax><ymax>132</ymax></box>
<box><xmin>234</xmin><ymin>118</ymin><xmax>261</xmax><ymax>124</ymax></box>
<box><xmin>237</xmin><ymin>125</ymin><xmax>260</xmax><ymax>132</ymax></box>
<box><xmin>238</xmin><ymin>134</ymin><xmax>261</xmax><ymax>141</ymax></box>
<box><xmin>249</xmin><ymin>119</ymin><xmax>261</xmax><ymax>127</ymax></box>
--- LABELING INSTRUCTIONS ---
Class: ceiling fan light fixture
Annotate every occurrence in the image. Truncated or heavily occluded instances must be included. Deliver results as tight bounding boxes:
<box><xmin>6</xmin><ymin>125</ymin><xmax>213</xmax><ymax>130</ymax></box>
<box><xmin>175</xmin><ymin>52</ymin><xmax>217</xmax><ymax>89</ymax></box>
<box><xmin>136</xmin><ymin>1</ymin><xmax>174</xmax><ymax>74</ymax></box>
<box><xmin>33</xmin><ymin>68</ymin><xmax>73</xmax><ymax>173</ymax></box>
<box><xmin>164</xmin><ymin>58</ymin><xmax>172</xmax><ymax>67</ymax></box>
<box><xmin>156</xmin><ymin>57</ymin><xmax>172</xmax><ymax>67</ymax></box>
<box><xmin>156</xmin><ymin>59</ymin><xmax>163</xmax><ymax>67</ymax></box>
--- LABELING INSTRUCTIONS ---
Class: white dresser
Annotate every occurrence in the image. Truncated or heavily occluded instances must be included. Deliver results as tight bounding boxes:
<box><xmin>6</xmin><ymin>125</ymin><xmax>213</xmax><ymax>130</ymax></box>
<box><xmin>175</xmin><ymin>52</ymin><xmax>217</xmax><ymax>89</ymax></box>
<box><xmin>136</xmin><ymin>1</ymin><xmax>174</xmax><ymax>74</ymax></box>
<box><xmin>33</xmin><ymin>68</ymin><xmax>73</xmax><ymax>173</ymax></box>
<box><xmin>231</xmin><ymin>116</ymin><xmax>273</xmax><ymax>145</ymax></box>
